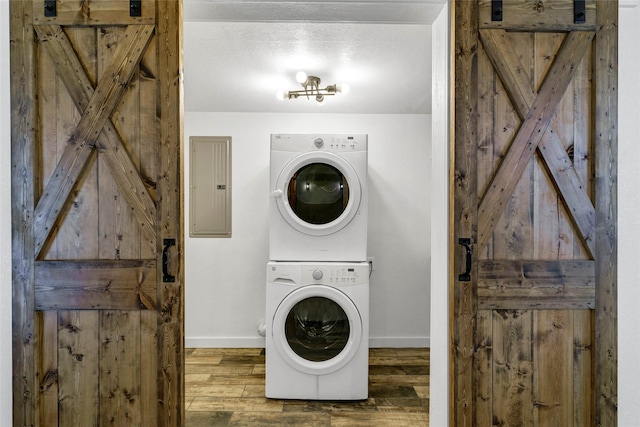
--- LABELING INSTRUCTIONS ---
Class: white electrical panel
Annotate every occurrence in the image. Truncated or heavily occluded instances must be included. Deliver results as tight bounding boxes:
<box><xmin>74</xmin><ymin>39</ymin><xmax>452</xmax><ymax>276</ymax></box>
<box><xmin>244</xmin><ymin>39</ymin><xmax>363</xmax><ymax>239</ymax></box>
<box><xmin>189</xmin><ymin>136</ymin><xmax>232</xmax><ymax>237</ymax></box>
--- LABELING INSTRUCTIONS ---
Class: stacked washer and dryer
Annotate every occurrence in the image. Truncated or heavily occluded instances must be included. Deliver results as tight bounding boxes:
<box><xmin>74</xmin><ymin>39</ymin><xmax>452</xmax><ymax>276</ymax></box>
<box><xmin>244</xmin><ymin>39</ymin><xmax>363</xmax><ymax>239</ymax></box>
<box><xmin>266</xmin><ymin>134</ymin><xmax>369</xmax><ymax>400</ymax></box>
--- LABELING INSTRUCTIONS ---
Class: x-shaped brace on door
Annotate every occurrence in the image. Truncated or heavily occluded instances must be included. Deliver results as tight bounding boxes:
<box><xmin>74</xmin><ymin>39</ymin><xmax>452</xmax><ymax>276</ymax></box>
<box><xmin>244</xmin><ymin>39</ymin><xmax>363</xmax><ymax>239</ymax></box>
<box><xmin>32</xmin><ymin>24</ymin><xmax>157</xmax><ymax>258</ymax></box>
<box><xmin>476</xmin><ymin>29</ymin><xmax>596</xmax><ymax>257</ymax></box>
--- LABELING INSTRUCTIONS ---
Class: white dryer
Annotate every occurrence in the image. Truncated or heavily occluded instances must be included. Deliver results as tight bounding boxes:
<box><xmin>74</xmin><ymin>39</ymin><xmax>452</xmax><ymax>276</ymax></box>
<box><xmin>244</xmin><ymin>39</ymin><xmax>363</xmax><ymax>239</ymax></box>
<box><xmin>266</xmin><ymin>261</ymin><xmax>369</xmax><ymax>400</ymax></box>
<box><xmin>269</xmin><ymin>134</ymin><xmax>368</xmax><ymax>262</ymax></box>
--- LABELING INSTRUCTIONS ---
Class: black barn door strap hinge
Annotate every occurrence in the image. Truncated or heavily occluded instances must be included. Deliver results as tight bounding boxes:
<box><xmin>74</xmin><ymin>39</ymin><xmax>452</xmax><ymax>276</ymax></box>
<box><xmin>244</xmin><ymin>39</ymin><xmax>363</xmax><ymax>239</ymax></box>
<box><xmin>44</xmin><ymin>0</ymin><xmax>56</xmax><ymax>17</ymax></box>
<box><xmin>130</xmin><ymin>0</ymin><xmax>142</xmax><ymax>17</ymax></box>
<box><xmin>492</xmin><ymin>0</ymin><xmax>503</xmax><ymax>22</ymax></box>
<box><xmin>574</xmin><ymin>0</ymin><xmax>586</xmax><ymax>24</ymax></box>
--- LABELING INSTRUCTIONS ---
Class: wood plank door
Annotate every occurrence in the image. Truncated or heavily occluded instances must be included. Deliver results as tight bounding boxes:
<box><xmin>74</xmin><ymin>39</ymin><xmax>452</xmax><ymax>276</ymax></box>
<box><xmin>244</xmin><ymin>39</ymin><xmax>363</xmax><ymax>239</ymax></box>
<box><xmin>452</xmin><ymin>1</ymin><xmax>617</xmax><ymax>425</ymax></box>
<box><xmin>10</xmin><ymin>0</ymin><xmax>183</xmax><ymax>425</ymax></box>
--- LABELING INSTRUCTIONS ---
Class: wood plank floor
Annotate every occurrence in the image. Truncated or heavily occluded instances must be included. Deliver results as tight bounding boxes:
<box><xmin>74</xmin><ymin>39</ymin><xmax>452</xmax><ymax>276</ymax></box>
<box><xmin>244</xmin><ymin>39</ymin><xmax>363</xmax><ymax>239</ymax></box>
<box><xmin>185</xmin><ymin>347</ymin><xmax>429</xmax><ymax>426</ymax></box>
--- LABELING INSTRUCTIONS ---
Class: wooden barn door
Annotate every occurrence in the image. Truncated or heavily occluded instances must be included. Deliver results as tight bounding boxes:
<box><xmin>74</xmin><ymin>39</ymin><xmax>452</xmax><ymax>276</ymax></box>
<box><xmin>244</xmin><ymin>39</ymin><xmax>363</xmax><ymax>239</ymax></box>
<box><xmin>10</xmin><ymin>1</ymin><xmax>183</xmax><ymax>425</ymax></box>
<box><xmin>452</xmin><ymin>1</ymin><xmax>617</xmax><ymax>426</ymax></box>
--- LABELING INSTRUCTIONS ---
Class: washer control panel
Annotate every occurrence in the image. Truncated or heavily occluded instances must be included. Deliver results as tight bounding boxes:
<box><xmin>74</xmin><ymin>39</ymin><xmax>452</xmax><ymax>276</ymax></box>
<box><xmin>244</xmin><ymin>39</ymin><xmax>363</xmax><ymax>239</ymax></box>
<box><xmin>302</xmin><ymin>263</ymin><xmax>369</xmax><ymax>286</ymax></box>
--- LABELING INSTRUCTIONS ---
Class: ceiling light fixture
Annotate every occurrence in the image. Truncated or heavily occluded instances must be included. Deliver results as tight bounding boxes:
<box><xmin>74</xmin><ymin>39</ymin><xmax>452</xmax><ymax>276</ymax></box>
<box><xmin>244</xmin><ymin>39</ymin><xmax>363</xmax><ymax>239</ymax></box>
<box><xmin>276</xmin><ymin>71</ymin><xmax>349</xmax><ymax>105</ymax></box>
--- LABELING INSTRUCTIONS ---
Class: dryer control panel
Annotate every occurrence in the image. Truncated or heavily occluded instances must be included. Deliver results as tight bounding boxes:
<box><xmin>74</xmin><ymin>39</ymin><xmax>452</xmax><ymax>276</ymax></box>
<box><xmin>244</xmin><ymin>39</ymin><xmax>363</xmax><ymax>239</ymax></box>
<box><xmin>271</xmin><ymin>134</ymin><xmax>367</xmax><ymax>153</ymax></box>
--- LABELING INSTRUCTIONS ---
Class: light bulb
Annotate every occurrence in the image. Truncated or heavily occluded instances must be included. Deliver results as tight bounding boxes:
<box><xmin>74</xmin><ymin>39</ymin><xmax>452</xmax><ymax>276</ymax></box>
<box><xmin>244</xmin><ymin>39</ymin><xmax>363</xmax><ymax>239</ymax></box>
<box><xmin>296</xmin><ymin>71</ymin><xmax>308</xmax><ymax>84</ymax></box>
<box><xmin>276</xmin><ymin>90</ymin><xmax>287</xmax><ymax>100</ymax></box>
<box><xmin>337</xmin><ymin>83</ymin><xmax>350</xmax><ymax>94</ymax></box>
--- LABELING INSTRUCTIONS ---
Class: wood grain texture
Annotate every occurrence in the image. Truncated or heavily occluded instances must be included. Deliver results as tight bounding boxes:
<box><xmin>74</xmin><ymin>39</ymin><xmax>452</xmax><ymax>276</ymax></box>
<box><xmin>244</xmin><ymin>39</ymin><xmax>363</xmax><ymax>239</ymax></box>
<box><xmin>156</xmin><ymin>1</ymin><xmax>185</xmax><ymax>425</ymax></box>
<box><xmin>452</xmin><ymin>2</ymin><xmax>479</xmax><ymax>426</ymax></box>
<box><xmin>51</xmin><ymin>27</ymin><xmax>101</xmax><ymax>262</ymax></box>
<box><xmin>536</xmin><ymin>32</ymin><xmax>576</xmax><ymax>261</ymax></box>
<box><xmin>479</xmin><ymin>29</ymin><xmax>596</xmax><ymax>258</ymax></box>
<box><xmin>139</xmin><ymin>32</ymin><xmax>160</xmax><ymax>260</ymax></box>
<box><xmin>573</xmin><ymin>309</ymin><xmax>594</xmax><ymax>426</ymax></box>
<box><xmin>493</xmin><ymin>310</ymin><xmax>533</xmax><ymax>426</ymax></box>
<box><xmin>12</xmin><ymin>2</ymin><xmax>184</xmax><ymax>426</ymax></box>
<box><xmin>533</xmin><ymin>310</ymin><xmax>573</xmax><ymax>426</ymax></box>
<box><xmin>477</xmin><ymin>31</ymin><xmax>593</xmax><ymax>252</ymax></box>
<box><xmin>571</xmin><ymin>32</ymin><xmax>594</xmax><ymax>261</ymax></box>
<box><xmin>475</xmin><ymin>29</ymin><xmax>497</xmax><ymax>262</ymax></box>
<box><xmin>39</xmin><ymin>311</ymin><xmax>58</xmax><ymax>427</ymax></box>
<box><xmin>478</xmin><ymin>260</ymin><xmax>595</xmax><ymax>309</ymax></box>
<box><xmin>594</xmin><ymin>2</ymin><xmax>618</xmax><ymax>425</ymax></box>
<box><xmin>453</xmin><ymin>1</ymin><xmax>616</xmax><ymax>425</ymax></box>
<box><xmin>32</xmin><ymin>24</ymin><xmax>155</xmax><ymax>258</ymax></box>
<box><xmin>34</xmin><ymin>260</ymin><xmax>157</xmax><ymax>310</ymax></box>
<box><xmin>10</xmin><ymin>0</ymin><xmax>38</xmax><ymax>425</ymax></box>
<box><xmin>185</xmin><ymin>348</ymin><xmax>429</xmax><ymax>427</ymax></box>
<box><xmin>474</xmin><ymin>310</ymin><xmax>493</xmax><ymax>426</ymax></box>
<box><xmin>106</xmin><ymin>27</ymin><xmax>143</xmax><ymax>260</ymax></box>
<box><xmin>140</xmin><ymin>311</ymin><xmax>159</xmax><ymax>425</ymax></box>
<box><xmin>489</xmin><ymin>31</ymin><xmax>534</xmax><ymax>261</ymax></box>
<box><xmin>58</xmin><ymin>310</ymin><xmax>100</xmax><ymax>426</ymax></box>
<box><xmin>99</xmin><ymin>310</ymin><xmax>142</xmax><ymax>425</ymax></box>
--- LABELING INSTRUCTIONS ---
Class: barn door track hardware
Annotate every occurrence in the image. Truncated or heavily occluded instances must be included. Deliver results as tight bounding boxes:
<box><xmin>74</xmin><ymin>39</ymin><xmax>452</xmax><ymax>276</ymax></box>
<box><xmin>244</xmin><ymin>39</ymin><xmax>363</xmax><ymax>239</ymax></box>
<box><xmin>44</xmin><ymin>0</ymin><xmax>56</xmax><ymax>17</ymax></box>
<box><xmin>492</xmin><ymin>0</ymin><xmax>586</xmax><ymax>24</ymax></box>
<box><xmin>130</xmin><ymin>0</ymin><xmax>142</xmax><ymax>17</ymax></box>
<box><xmin>43</xmin><ymin>0</ymin><xmax>142</xmax><ymax>17</ymax></box>
<box><xmin>574</xmin><ymin>0</ymin><xmax>586</xmax><ymax>24</ymax></box>
<box><xmin>491</xmin><ymin>0</ymin><xmax>502</xmax><ymax>21</ymax></box>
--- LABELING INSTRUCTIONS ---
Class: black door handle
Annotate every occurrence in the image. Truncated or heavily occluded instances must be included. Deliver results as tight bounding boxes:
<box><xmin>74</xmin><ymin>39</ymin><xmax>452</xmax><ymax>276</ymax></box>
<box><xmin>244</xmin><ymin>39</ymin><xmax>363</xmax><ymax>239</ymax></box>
<box><xmin>163</xmin><ymin>238</ymin><xmax>176</xmax><ymax>283</ymax></box>
<box><xmin>458</xmin><ymin>238</ymin><xmax>472</xmax><ymax>282</ymax></box>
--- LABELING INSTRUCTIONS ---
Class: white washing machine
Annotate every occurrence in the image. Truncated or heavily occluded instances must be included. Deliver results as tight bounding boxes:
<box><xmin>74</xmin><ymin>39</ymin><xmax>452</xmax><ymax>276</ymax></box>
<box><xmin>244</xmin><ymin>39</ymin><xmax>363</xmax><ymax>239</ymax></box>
<box><xmin>269</xmin><ymin>134</ymin><xmax>368</xmax><ymax>262</ymax></box>
<box><xmin>265</xmin><ymin>261</ymin><xmax>369</xmax><ymax>400</ymax></box>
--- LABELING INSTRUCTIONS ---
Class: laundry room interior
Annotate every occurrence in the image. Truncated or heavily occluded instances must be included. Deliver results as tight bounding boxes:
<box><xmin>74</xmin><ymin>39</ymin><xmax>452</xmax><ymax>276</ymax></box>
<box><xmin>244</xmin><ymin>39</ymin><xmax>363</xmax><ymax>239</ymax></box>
<box><xmin>4</xmin><ymin>1</ymin><xmax>640</xmax><ymax>425</ymax></box>
<box><xmin>185</xmin><ymin>114</ymin><xmax>431</xmax><ymax>348</ymax></box>
<box><xmin>183</xmin><ymin>9</ymin><xmax>436</xmax><ymax>350</ymax></box>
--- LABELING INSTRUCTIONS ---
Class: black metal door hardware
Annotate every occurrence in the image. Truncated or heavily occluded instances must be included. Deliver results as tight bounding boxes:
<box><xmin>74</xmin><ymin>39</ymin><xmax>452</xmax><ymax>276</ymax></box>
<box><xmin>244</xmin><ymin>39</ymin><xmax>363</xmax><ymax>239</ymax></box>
<box><xmin>458</xmin><ymin>238</ymin><xmax>472</xmax><ymax>282</ymax></box>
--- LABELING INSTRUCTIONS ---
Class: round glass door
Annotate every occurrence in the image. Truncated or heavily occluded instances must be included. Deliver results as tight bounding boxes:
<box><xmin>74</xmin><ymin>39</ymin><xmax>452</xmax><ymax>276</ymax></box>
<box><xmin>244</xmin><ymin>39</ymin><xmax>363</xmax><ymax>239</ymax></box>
<box><xmin>287</xmin><ymin>163</ymin><xmax>349</xmax><ymax>225</ymax></box>
<box><xmin>285</xmin><ymin>296</ymin><xmax>349</xmax><ymax>362</ymax></box>
<box><xmin>273</xmin><ymin>285</ymin><xmax>362</xmax><ymax>375</ymax></box>
<box><xmin>274</xmin><ymin>152</ymin><xmax>362</xmax><ymax>236</ymax></box>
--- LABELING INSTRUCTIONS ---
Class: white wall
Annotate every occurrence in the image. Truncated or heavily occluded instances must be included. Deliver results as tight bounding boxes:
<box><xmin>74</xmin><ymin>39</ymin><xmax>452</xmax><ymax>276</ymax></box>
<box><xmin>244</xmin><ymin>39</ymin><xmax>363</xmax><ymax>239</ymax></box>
<box><xmin>184</xmin><ymin>113</ymin><xmax>431</xmax><ymax>347</ymax></box>
<box><xmin>618</xmin><ymin>6</ymin><xmax>640</xmax><ymax>425</ymax></box>
<box><xmin>429</xmin><ymin>4</ymin><xmax>449</xmax><ymax>426</ymax></box>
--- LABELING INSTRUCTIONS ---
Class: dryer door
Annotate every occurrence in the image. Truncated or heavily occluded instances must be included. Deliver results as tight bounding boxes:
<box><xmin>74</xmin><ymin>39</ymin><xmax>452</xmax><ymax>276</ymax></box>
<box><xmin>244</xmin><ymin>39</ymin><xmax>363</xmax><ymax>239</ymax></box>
<box><xmin>272</xmin><ymin>152</ymin><xmax>362</xmax><ymax>236</ymax></box>
<box><xmin>272</xmin><ymin>285</ymin><xmax>363</xmax><ymax>375</ymax></box>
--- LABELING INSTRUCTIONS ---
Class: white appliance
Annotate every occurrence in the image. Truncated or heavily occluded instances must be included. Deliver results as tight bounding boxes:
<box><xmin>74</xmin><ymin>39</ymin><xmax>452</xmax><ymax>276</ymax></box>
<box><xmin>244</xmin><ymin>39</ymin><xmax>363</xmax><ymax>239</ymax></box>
<box><xmin>266</xmin><ymin>261</ymin><xmax>369</xmax><ymax>400</ymax></box>
<box><xmin>269</xmin><ymin>134</ymin><xmax>368</xmax><ymax>262</ymax></box>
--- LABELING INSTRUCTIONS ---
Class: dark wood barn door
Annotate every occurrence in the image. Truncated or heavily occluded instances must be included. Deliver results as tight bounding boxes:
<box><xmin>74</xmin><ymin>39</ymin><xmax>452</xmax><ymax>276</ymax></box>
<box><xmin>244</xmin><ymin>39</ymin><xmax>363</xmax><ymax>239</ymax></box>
<box><xmin>10</xmin><ymin>0</ymin><xmax>183</xmax><ymax>425</ymax></box>
<box><xmin>452</xmin><ymin>1</ymin><xmax>617</xmax><ymax>425</ymax></box>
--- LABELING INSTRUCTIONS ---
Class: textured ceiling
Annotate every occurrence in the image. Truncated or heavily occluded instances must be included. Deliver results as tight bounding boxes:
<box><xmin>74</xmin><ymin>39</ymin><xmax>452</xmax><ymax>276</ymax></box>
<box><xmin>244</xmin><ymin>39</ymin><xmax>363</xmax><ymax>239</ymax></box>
<box><xmin>183</xmin><ymin>1</ymin><xmax>446</xmax><ymax>114</ymax></box>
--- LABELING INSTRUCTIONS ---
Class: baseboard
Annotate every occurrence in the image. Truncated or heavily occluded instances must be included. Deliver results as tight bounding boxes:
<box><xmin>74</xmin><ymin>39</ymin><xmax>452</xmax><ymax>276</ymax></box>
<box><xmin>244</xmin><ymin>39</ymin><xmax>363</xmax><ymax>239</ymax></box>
<box><xmin>369</xmin><ymin>337</ymin><xmax>430</xmax><ymax>348</ymax></box>
<box><xmin>186</xmin><ymin>336</ymin><xmax>430</xmax><ymax>348</ymax></box>
<box><xmin>186</xmin><ymin>337</ymin><xmax>266</xmax><ymax>348</ymax></box>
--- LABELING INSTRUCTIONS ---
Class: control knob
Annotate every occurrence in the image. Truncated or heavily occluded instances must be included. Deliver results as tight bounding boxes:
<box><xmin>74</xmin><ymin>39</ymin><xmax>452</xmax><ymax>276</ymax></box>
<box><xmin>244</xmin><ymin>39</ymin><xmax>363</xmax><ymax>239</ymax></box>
<box><xmin>312</xmin><ymin>269</ymin><xmax>323</xmax><ymax>280</ymax></box>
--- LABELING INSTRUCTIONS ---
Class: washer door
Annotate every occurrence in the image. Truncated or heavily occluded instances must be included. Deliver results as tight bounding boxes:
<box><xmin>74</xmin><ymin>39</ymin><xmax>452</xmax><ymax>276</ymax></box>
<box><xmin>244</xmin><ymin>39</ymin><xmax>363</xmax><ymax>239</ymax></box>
<box><xmin>272</xmin><ymin>152</ymin><xmax>362</xmax><ymax>236</ymax></box>
<box><xmin>272</xmin><ymin>285</ymin><xmax>363</xmax><ymax>375</ymax></box>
